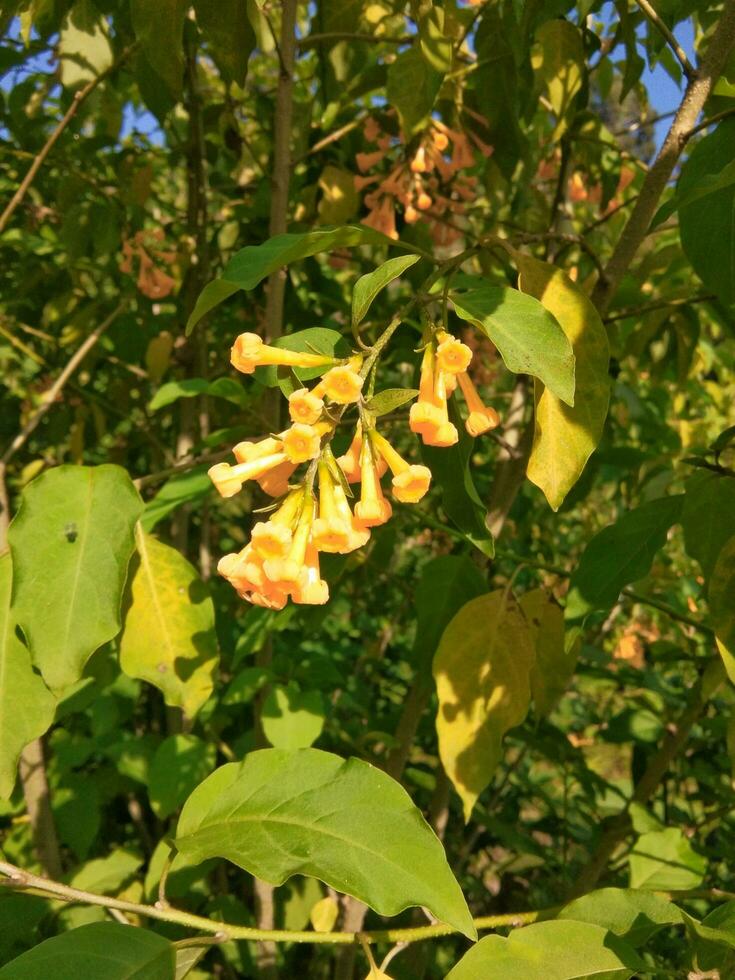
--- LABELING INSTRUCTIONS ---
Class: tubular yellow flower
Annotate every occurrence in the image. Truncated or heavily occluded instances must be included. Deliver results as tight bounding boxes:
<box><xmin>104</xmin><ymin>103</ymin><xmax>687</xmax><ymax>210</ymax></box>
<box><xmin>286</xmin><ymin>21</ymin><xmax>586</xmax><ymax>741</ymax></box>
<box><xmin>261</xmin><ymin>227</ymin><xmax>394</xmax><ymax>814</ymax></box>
<box><xmin>313</xmin><ymin>364</ymin><xmax>364</xmax><ymax>404</ymax></box>
<box><xmin>312</xmin><ymin>460</ymin><xmax>352</xmax><ymax>553</ymax></box>
<box><xmin>370</xmin><ymin>431</ymin><xmax>432</xmax><ymax>503</ymax></box>
<box><xmin>256</xmin><ymin>460</ymin><xmax>297</xmax><ymax>497</ymax></box>
<box><xmin>281</xmin><ymin>423</ymin><xmax>323</xmax><ymax>464</ymax></box>
<box><xmin>436</xmin><ymin>331</ymin><xmax>473</xmax><ymax>375</ymax></box>
<box><xmin>263</xmin><ymin>493</ymin><xmax>315</xmax><ymax>585</ymax></box>
<box><xmin>292</xmin><ymin>544</ymin><xmax>329</xmax><ymax>605</ymax></box>
<box><xmin>231</xmin><ymin>332</ymin><xmax>337</xmax><ymax>375</ymax></box>
<box><xmin>354</xmin><ymin>436</ymin><xmax>392</xmax><ymax>527</ymax></box>
<box><xmin>233</xmin><ymin>436</ymin><xmax>282</xmax><ymax>463</ymax></box>
<box><xmin>410</xmin><ymin>346</ymin><xmax>444</xmax><ymax>437</ymax></box>
<box><xmin>249</xmin><ymin>487</ymin><xmax>305</xmax><ymax>561</ymax></box>
<box><xmin>288</xmin><ymin>387</ymin><xmax>324</xmax><ymax>425</ymax></box>
<box><xmin>217</xmin><ymin>547</ymin><xmax>266</xmax><ymax>594</ymax></box>
<box><xmin>457</xmin><ymin>371</ymin><xmax>501</xmax><ymax>436</ymax></box>
<box><xmin>208</xmin><ymin>452</ymin><xmax>287</xmax><ymax>498</ymax></box>
<box><xmin>337</xmin><ymin>426</ymin><xmax>363</xmax><ymax>482</ymax></box>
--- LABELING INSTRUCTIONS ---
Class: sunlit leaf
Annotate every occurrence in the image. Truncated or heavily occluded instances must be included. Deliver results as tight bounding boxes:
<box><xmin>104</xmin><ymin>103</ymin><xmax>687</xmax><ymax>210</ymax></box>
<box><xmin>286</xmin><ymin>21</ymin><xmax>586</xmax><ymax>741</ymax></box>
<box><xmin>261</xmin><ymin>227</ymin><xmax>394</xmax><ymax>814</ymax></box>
<box><xmin>559</xmin><ymin>888</ymin><xmax>683</xmax><ymax>946</ymax></box>
<box><xmin>8</xmin><ymin>465</ymin><xmax>143</xmax><ymax>692</ymax></box>
<box><xmin>532</xmin><ymin>20</ymin><xmax>585</xmax><ymax>140</ymax></box>
<box><xmin>0</xmin><ymin>922</ymin><xmax>175</xmax><ymax>979</ymax></box>
<box><xmin>628</xmin><ymin>827</ymin><xmax>707</xmax><ymax>891</ymax></box>
<box><xmin>433</xmin><ymin>590</ymin><xmax>535</xmax><ymax>820</ymax></box>
<box><xmin>120</xmin><ymin>528</ymin><xmax>219</xmax><ymax>719</ymax></box>
<box><xmin>520</xmin><ymin>588</ymin><xmax>575</xmax><ymax>716</ymax></box>
<box><xmin>446</xmin><ymin>920</ymin><xmax>642</xmax><ymax>979</ymax></box>
<box><xmin>175</xmin><ymin>747</ymin><xmax>476</xmax><ymax>939</ymax></box>
<box><xmin>517</xmin><ymin>254</ymin><xmax>610</xmax><ymax>511</ymax></box>
<box><xmin>452</xmin><ymin>283</ymin><xmax>576</xmax><ymax>405</ymax></box>
<box><xmin>261</xmin><ymin>684</ymin><xmax>326</xmax><ymax>750</ymax></box>
<box><xmin>352</xmin><ymin>254</ymin><xmax>420</xmax><ymax>329</ymax></box>
<box><xmin>0</xmin><ymin>553</ymin><xmax>56</xmax><ymax>800</ymax></box>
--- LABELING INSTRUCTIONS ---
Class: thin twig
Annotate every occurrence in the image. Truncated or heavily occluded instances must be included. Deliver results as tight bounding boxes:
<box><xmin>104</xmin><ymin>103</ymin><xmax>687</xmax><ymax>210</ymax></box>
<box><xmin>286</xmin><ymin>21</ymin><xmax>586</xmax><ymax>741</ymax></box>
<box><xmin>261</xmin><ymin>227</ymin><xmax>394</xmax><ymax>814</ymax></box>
<box><xmin>683</xmin><ymin>104</ymin><xmax>735</xmax><ymax>141</ymax></box>
<box><xmin>592</xmin><ymin>0</ymin><xmax>735</xmax><ymax>314</ymax></box>
<box><xmin>0</xmin><ymin>46</ymin><xmax>135</xmax><ymax>235</ymax></box>
<box><xmin>297</xmin><ymin>32</ymin><xmax>412</xmax><ymax>49</ymax></box>
<box><xmin>1</xmin><ymin>302</ymin><xmax>127</xmax><ymax>466</ymax></box>
<box><xmin>636</xmin><ymin>0</ymin><xmax>696</xmax><ymax>80</ymax></box>
<box><xmin>604</xmin><ymin>293</ymin><xmax>716</xmax><ymax>323</ymax></box>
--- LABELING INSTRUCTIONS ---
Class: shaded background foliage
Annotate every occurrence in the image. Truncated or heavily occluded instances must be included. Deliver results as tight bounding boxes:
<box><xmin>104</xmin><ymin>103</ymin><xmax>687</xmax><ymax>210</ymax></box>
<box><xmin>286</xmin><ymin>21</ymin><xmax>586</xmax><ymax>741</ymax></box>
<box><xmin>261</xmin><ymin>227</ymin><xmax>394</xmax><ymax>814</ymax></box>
<box><xmin>1</xmin><ymin>0</ymin><xmax>735</xmax><ymax>978</ymax></box>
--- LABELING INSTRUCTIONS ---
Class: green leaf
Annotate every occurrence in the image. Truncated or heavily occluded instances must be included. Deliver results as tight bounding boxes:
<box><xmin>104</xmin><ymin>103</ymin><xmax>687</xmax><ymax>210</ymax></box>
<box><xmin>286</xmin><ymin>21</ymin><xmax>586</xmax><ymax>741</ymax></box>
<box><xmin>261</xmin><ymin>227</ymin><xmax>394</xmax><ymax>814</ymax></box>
<box><xmin>452</xmin><ymin>284</ymin><xmax>576</xmax><ymax>406</ymax></box>
<box><xmin>682</xmin><ymin>471</ymin><xmax>735</xmax><ymax>583</ymax></box>
<box><xmin>364</xmin><ymin>388</ymin><xmax>419</xmax><ymax>417</ymax></box>
<box><xmin>0</xmin><ymin>553</ymin><xmax>56</xmax><ymax>799</ymax></box>
<box><xmin>412</xmin><ymin>555</ymin><xmax>487</xmax><ymax>666</ymax></box>
<box><xmin>652</xmin><ymin>156</ymin><xmax>735</xmax><ymax>229</ymax></box>
<box><xmin>532</xmin><ymin>20</ymin><xmax>585</xmax><ymax>141</ymax></box>
<box><xmin>186</xmin><ymin>226</ymin><xmax>415</xmax><ymax>334</ymax></box>
<box><xmin>222</xmin><ymin>665</ymin><xmax>271</xmax><ymax>705</ymax></box>
<box><xmin>120</xmin><ymin>528</ymin><xmax>219</xmax><ymax>720</ymax></box>
<box><xmin>175</xmin><ymin>747</ymin><xmax>476</xmax><ymax>939</ymax></box>
<box><xmin>148</xmin><ymin>734</ymin><xmax>217</xmax><ymax>820</ymax></box>
<box><xmin>421</xmin><ymin>403</ymin><xmax>495</xmax><ymax>557</ymax></box>
<box><xmin>0</xmin><ymin>922</ymin><xmax>175</xmax><ymax>979</ymax></box>
<box><xmin>565</xmin><ymin>496</ymin><xmax>684</xmax><ymax>621</ymax></box>
<box><xmin>174</xmin><ymin>946</ymin><xmax>206</xmax><ymax>980</ymax></box>
<box><xmin>256</xmin><ymin>327</ymin><xmax>352</xmax><ymax>392</ymax></box>
<box><xmin>516</xmin><ymin>254</ymin><xmax>610</xmax><ymax>511</ymax></box>
<box><xmin>352</xmin><ymin>254</ymin><xmax>420</xmax><ymax>330</ymax></box>
<box><xmin>628</xmin><ymin>827</ymin><xmax>707</xmax><ymax>891</ymax></box>
<box><xmin>130</xmin><ymin>0</ymin><xmax>187</xmax><ymax>100</ymax></box>
<box><xmin>317</xmin><ymin>166</ymin><xmax>360</xmax><ymax>225</ymax></box>
<box><xmin>386</xmin><ymin>47</ymin><xmax>443</xmax><ymax>135</ymax></box>
<box><xmin>8</xmin><ymin>465</ymin><xmax>143</xmax><ymax>692</ymax></box>
<box><xmin>261</xmin><ymin>684</ymin><xmax>326</xmax><ymax>749</ymax></box>
<box><xmin>148</xmin><ymin>378</ymin><xmax>246</xmax><ymax>412</ymax></box>
<box><xmin>140</xmin><ymin>467</ymin><xmax>213</xmax><ymax>534</ymax></box>
<box><xmin>678</xmin><ymin>119</ymin><xmax>735</xmax><ymax>305</ymax></box>
<box><xmin>520</xmin><ymin>588</ymin><xmax>575</xmax><ymax>717</ymax></box>
<box><xmin>433</xmin><ymin>590</ymin><xmax>535</xmax><ymax>820</ymax></box>
<box><xmin>446</xmin><ymin>920</ymin><xmax>642</xmax><ymax>979</ymax></box>
<box><xmin>193</xmin><ymin>0</ymin><xmax>255</xmax><ymax>85</ymax></box>
<box><xmin>68</xmin><ymin>849</ymin><xmax>142</xmax><ymax>895</ymax></box>
<box><xmin>559</xmin><ymin>888</ymin><xmax>684</xmax><ymax>946</ymax></box>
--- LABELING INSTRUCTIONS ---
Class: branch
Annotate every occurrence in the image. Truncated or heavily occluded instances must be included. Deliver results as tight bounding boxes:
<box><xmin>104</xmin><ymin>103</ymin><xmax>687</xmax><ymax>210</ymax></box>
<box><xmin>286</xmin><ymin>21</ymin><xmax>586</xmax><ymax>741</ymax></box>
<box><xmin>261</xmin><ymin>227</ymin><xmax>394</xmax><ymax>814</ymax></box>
<box><xmin>636</xmin><ymin>0</ymin><xmax>696</xmax><ymax>80</ymax></box>
<box><xmin>297</xmin><ymin>32</ymin><xmax>412</xmax><ymax>48</ymax></box>
<box><xmin>0</xmin><ymin>46</ymin><xmax>135</xmax><ymax>236</ymax></box>
<box><xmin>604</xmin><ymin>294</ymin><xmax>716</xmax><ymax>323</ymax></box>
<box><xmin>683</xmin><ymin>104</ymin><xmax>735</xmax><ymax>141</ymax></box>
<box><xmin>18</xmin><ymin>738</ymin><xmax>63</xmax><ymax>879</ymax></box>
<box><xmin>1</xmin><ymin>302</ymin><xmax>127</xmax><ymax>466</ymax></box>
<box><xmin>592</xmin><ymin>0</ymin><xmax>735</xmax><ymax>314</ymax></box>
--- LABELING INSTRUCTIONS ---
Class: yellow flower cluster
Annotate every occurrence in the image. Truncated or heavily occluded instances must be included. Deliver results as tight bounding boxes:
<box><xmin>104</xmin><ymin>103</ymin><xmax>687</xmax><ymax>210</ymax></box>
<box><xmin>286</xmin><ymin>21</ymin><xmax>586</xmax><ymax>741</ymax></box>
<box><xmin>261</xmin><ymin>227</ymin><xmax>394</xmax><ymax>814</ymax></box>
<box><xmin>210</xmin><ymin>328</ymin><xmax>499</xmax><ymax>608</ymax></box>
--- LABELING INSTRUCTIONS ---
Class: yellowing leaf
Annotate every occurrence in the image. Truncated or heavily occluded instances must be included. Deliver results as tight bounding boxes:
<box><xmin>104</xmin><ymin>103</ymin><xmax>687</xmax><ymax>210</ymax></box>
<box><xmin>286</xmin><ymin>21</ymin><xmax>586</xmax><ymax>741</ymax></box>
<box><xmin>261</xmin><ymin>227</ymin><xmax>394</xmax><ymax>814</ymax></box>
<box><xmin>0</xmin><ymin>554</ymin><xmax>56</xmax><ymax>800</ymax></box>
<box><xmin>59</xmin><ymin>2</ymin><xmax>113</xmax><ymax>89</ymax></box>
<box><xmin>520</xmin><ymin>588</ymin><xmax>575</xmax><ymax>717</ymax></box>
<box><xmin>145</xmin><ymin>332</ymin><xmax>174</xmax><ymax>384</ymax></box>
<box><xmin>433</xmin><ymin>591</ymin><xmax>535</xmax><ymax>821</ymax></box>
<box><xmin>120</xmin><ymin>528</ymin><xmax>218</xmax><ymax>719</ymax></box>
<box><xmin>318</xmin><ymin>166</ymin><xmax>359</xmax><ymax>225</ymax></box>
<box><xmin>517</xmin><ymin>254</ymin><xmax>610</xmax><ymax>511</ymax></box>
<box><xmin>532</xmin><ymin>20</ymin><xmax>585</xmax><ymax>141</ymax></box>
<box><xmin>310</xmin><ymin>896</ymin><xmax>339</xmax><ymax>933</ymax></box>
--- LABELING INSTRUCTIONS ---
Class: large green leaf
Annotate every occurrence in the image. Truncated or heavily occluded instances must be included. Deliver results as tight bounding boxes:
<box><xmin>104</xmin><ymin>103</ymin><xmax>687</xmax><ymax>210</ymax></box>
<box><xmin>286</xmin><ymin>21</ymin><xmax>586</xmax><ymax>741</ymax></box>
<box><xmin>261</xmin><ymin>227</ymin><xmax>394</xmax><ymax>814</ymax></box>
<box><xmin>517</xmin><ymin>254</ymin><xmax>610</xmax><ymax>511</ymax></box>
<box><xmin>351</xmin><ymin>254</ymin><xmax>420</xmax><ymax>329</ymax></box>
<box><xmin>140</xmin><ymin>467</ymin><xmax>213</xmax><ymax>533</ymax></box>
<box><xmin>559</xmin><ymin>888</ymin><xmax>683</xmax><ymax>946</ymax></box>
<box><xmin>174</xmin><ymin>747</ymin><xmax>476</xmax><ymax>939</ymax></box>
<box><xmin>446</xmin><ymin>920</ymin><xmax>642</xmax><ymax>979</ymax></box>
<box><xmin>565</xmin><ymin>495</ymin><xmax>684</xmax><ymax>621</ymax></box>
<box><xmin>678</xmin><ymin>119</ymin><xmax>735</xmax><ymax>305</ymax></box>
<box><xmin>261</xmin><ymin>684</ymin><xmax>326</xmax><ymax>750</ymax></box>
<box><xmin>186</xmin><ymin>226</ymin><xmax>413</xmax><ymax>333</ymax></box>
<box><xmin>433</xmin><ymin>591</ymin><xmax>535</xmax><ymax>820</ymax></box>
<box><xmin>386</xmin><ymin>47</ymin><xmax>443</xmax><ymax>135</ymax></box>
<box><xmin>120</xmin><ymin>529</ymin><xmax>218</xmax><ymax>719</ymax></box>
<box><xmin>193</xmin><ymin>0</ymin><xmax>255</xmax><ymax>85</ymax></box>
<box><xmin>8</xmin><ymin>465</ymin><xmax>143</xmax><ymax>692</ymax></box>
<box><xmin>148</xmin><ymin>377</ymin><xmax>247</xmax><ymax>412</ymax></box>
<box><xmin>452</xmin><ymin>285</ymin><xmax>575</xmax><ymax>405</ymax></box>
<box><xmin>0</xmin><ymin>553</ymin><xmax>56</xmax><ymax>799</ymax></box>
<box><xmin>0</xmin><ymin>922</ymin><xmax>175</xmax><ymax>979</ymax></box>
